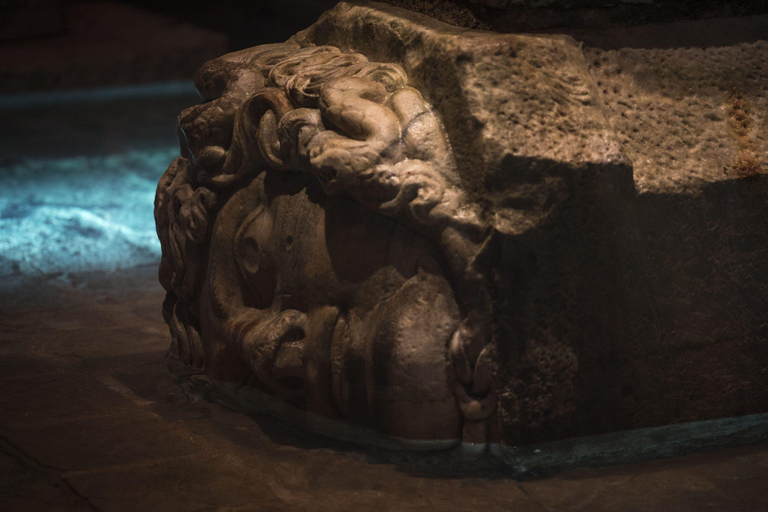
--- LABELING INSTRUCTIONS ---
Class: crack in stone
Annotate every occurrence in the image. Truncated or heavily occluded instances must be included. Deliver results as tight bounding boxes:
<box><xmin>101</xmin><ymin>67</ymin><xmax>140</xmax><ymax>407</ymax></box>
<box><xmin>0</xmin><ymin>434</ymin><xmax>103</xmax><ymax>511</ymax></box>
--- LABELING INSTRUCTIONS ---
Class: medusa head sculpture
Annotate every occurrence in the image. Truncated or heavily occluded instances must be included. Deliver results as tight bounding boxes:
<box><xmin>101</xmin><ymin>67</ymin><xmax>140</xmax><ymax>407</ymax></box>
<box><xmin>155</xmin><ymin>41</ymin><xmax>497</xmax><ymax>445</ymax></box>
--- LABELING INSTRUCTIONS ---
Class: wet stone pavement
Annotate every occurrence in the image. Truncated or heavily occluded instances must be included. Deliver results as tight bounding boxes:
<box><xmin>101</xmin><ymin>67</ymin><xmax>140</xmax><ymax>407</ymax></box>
<box><xmin>0</xmin><ymin>265</ymin><xmax>767</xmax><ymax>511</ymax></box>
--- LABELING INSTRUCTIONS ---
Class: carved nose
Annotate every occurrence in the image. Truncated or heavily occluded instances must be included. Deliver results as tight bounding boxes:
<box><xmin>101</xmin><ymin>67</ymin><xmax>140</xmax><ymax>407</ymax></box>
<box><xmin>239</xmin><ymin>308</ymin><xmax>308</xmax><ymax>402</ymax></box>
<box><xmin>271</xmin><ymin>320</ymin><xmax>306</xmax><ymax>393</ymax></box>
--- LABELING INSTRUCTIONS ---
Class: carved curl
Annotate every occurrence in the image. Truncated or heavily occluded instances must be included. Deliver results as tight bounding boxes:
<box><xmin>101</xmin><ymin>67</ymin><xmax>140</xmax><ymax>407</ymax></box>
<box><xmin>155</xmin><ymin>157</ymin><xmax>217</xmax><ymax>369</ymax></box>
<box><xmin>166</xmin><ymin>42</ymin><xmax>497</xmax><ymax>440</ymax></box>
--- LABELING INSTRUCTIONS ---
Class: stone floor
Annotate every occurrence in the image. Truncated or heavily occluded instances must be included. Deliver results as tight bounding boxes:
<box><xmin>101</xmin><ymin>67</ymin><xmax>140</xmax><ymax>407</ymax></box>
<box><xmin>0</xmin><ymin>265</ymin><xmax>766</xmax><ymax>511</ymax></box>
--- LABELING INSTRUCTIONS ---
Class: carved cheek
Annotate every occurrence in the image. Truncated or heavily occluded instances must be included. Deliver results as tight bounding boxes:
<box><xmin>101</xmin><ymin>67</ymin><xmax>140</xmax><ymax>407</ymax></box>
<box><xmin>329</xmin><ymin>268</ymin><xmax>462</xmax><ymax>440</ymax></box>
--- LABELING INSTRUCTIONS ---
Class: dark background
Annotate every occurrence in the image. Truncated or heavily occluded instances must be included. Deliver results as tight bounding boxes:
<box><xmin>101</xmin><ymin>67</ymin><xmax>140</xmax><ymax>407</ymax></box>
<box><xmin>116</xmin><ymin>0</ymin><xmax>339</xmax><ymax>51</ymax></box>
<box><xmin>117</xmin><ymin>0</ymin><xmax>768</xmax><ymax>47</ymax></box>
<box><xmin>1</xmin><ymin>0</ymin><xmax>766</xmax><ymax>95</ymax></box>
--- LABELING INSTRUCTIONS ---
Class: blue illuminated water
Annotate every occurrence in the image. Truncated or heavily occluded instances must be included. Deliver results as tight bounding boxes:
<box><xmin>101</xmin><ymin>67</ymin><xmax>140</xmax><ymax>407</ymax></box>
<box><xmin>0</xmin><ymin>83</ymin><xmax>199</xmax><ymax>277</ymax></box>
<box><xmin>0</xmin><ymin>149</ymin><xmax>177</xmax><ymax>276</ymax></box>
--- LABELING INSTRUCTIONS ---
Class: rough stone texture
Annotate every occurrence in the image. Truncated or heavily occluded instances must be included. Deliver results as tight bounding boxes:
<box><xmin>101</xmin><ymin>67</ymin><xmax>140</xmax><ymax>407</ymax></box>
<box><xmin>586</xmin><ymin>42</ymin><xmax>768</xmax><ymax>193</ymax></box>
<box><xmin>378</xmin><ymin>0</ymin><xmax>489</xmax><ymax>29</ymax></box>
<box><xmin>155</xmin><ymin>0</ymin><xmax>632</xmax><ymax>447</ymax></box>
<box><xmin>296</xmin><ymin>1</ymin><xmax>628</xmax><ymax>188</ymax></box>
<box><xmin>288</xmin><ymin>1</ymin><xmax>636</xmax><ymax>447</ymax></box>
<box><xmin>156</xmin><ymin>0</ymin><xmax>768</xmax><ymax>448</ymax></box>
<box><xmin>549</xmin><ymin>16</ymin><xmax>768</xmax><ymax>442</ymax></box>
<box><xmin>298</xmin><ymin>1</ymin><xmax>768</xmax><ymax>445</ymax></box>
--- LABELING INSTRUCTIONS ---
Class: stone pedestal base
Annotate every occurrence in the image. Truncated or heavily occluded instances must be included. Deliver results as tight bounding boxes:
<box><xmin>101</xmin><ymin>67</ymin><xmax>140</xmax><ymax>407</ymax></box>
<box><xmin>156</xmin><ymin>1</ymin><xmax>768</xmax><ymax>449</ymax></box>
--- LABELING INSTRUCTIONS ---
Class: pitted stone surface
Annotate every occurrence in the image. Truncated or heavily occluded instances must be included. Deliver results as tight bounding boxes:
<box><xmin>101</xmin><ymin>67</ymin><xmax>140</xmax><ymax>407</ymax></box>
<box><xmin>295</xmin><ymin>0</ymin><xmax>629</xmax><ymax>195</ymax></box>
<box><xmin>585</xmin><ymin>39</ymin><xmax>768</xmax><ymax>194</ymax></box>
<box><xmin>155</xmin><ymin>0</ymin><xmax>767</xmax><ymax>449</ymax></box>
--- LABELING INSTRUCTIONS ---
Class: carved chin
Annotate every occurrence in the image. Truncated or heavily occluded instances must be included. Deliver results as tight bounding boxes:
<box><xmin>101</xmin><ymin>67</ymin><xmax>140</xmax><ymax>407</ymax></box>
<box><xmin>225</xmin><ymin>284</ymin><xmax>462</xmax><ymax>442</ymax></box>
<box><xmin>328</xmin><ymin>276</ymin><xmax>463</xmax><ymax>442</ymax></box>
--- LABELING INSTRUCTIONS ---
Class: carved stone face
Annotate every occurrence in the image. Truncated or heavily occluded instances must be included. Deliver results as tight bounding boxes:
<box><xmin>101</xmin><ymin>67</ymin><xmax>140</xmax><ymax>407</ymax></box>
<box><xmin>195</xmin><ymin>171</ymin><xmax>461</xmax><ymax>440</ymax></box>
<box><xmin>157</xmin><ymin>42</ymin><xmax>493</xmax><ymax>444</ymax></box>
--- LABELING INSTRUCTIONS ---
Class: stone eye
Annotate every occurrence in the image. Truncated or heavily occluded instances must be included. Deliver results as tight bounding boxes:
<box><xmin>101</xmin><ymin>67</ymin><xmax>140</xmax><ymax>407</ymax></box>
<box><xmin>239</xmin><ymin>236</ymin><xmax>260</xmax><ymax>276</ymax></box>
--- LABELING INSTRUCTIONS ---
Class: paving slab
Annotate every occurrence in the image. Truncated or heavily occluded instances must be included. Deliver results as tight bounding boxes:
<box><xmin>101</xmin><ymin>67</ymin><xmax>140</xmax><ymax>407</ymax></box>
<box><xmin>0</xmin><ymin>266</ymin><xmax>765</xmax><ymax>510</ymax></box>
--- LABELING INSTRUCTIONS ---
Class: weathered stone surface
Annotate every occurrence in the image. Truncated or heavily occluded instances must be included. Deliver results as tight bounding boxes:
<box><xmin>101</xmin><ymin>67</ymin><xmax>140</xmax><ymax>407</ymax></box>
<box><xmin>157</xmin><ymin>36</ymin><xmax>476</xmax><ymax>444</ymax></box>
<box><xmin>295</xmin><ymin>1</ymin><xmax>628</xmax><ymax>186</ymax></box>
<box><xmin>288</xmin><ymin>0</ymin><xmax>636</xmax><ymax>446</ymax></box>
<box><xmin>550</xmin><ymin>20</ymin><xmax>768</xmax><ymax>442</ymax></box>
<box><xmin>156</xmin><ymin>0</ymin><xmax>768</xmax><ymax>449</ymax></box>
